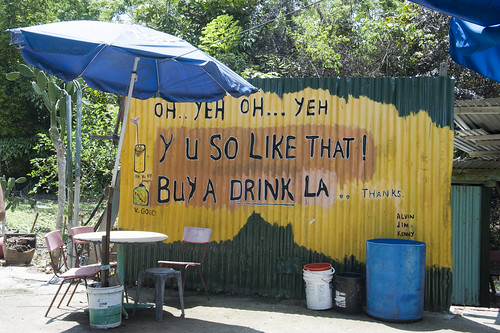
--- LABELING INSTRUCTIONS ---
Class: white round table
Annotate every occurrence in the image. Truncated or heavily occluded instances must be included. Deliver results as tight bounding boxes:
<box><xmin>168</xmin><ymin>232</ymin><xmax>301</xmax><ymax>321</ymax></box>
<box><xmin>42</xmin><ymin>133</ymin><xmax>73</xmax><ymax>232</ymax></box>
<box><xmin>73</xmin><ymin>230</ymin><xmax>168</xmax><ymax>244</ymax></box>
<box><xmin>73</xmin><ymin>230</ymin><xmax>168</xmax><ymax>318</ymax></box>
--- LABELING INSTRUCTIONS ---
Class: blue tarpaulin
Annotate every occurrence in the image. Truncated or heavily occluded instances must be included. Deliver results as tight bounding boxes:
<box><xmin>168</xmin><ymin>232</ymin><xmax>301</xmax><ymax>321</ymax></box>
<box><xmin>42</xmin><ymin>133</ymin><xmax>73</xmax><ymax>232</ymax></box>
<box><xmin>410</xmin><ymin>0</ymin><xmax>500</xmax><ymax>26</ymax></box>
<box><xmin>410</xmin><ymin>0</ymin><xmax>500</xmax><ymax>83</ymax></box>
<box><xmin>449</xmin><ymin>18</ymin><xmax>500</xmax><ymax>83</ymax></box>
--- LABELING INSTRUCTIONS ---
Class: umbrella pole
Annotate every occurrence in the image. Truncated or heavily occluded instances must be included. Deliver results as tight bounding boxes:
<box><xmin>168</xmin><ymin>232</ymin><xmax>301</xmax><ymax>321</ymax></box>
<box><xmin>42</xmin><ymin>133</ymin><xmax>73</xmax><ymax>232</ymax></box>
<box><xmin>101</xmin><ymin>193</ymin><xmax>113</xmax><ymax>286</ymax></box>
<box><xmin>102</xmin><ymin>57</ymin><xmax>140</xmax><ymax>287</ymax></box>
<box><xmin>111</xmin><ymin>56</ymin><xmax>140</xmax><ymax>187</ymax></box>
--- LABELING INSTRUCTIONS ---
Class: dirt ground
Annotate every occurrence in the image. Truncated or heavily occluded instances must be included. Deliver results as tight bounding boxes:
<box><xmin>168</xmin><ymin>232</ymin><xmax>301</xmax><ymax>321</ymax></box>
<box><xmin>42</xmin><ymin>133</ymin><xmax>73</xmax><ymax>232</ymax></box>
<box><xmin>0</xmin><ymin>265</ymin><xmax>499</xmax><ymax>333</ymax></box>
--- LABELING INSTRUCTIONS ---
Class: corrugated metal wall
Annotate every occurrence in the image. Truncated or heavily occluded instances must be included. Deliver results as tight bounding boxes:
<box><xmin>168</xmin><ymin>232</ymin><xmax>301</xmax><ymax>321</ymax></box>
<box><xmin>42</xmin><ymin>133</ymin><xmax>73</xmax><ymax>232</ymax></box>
<box><xmin>118</xmin><ymin>77</ymin><xmax>455</xmax><ymax>310</ymax></box>
<box><xmin>451</xmin><ymin>185</ymin><xmax>491</xmax><ymax>306</ymax></box>
<box><xmin>451</xmin><ymin>185</ymin><xmax>481</xmax><ymax>305</ymax></box>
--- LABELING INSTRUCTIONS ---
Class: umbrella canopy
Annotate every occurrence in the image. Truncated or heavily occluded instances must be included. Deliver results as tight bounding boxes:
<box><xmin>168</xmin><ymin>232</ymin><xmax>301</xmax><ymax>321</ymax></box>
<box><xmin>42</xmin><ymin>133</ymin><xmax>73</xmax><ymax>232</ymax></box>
<box><xmin>8</xmin><ymin>20</ymin><xmax>257</xmax><ymax>102</ymax></box>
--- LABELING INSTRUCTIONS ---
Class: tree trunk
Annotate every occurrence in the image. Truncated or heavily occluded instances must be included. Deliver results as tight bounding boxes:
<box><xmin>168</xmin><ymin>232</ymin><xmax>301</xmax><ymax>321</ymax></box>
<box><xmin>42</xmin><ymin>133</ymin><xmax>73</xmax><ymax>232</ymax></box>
<box><xmin>49</xmin><ymin>127</ymin><xmax>66</xmax><ymax>231</ymax></box>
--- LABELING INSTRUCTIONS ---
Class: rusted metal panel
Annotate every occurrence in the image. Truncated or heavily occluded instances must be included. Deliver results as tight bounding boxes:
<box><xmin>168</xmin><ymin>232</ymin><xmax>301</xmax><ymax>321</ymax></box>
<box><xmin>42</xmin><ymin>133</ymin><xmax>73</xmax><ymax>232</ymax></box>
<box><xmin>119</xmin><ymin>77</ymin><xmax>454</xmax><ymax>310</ymax></box>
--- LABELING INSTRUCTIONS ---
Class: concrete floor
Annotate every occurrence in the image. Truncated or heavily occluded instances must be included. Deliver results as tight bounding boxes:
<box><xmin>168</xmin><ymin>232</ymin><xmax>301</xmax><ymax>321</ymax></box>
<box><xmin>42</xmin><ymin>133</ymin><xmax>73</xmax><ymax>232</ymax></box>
<box><xmin>0</xmin><ymin>265</ymin><xmax>499</xmax><ymax>332</ymax></box>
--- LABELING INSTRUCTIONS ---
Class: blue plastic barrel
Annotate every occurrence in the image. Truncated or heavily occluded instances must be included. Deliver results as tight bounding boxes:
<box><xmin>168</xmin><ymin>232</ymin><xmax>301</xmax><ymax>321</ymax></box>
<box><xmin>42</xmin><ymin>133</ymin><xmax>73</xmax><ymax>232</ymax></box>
<box><xmin>366</xmin><ymin>238</ymin><xmax>426</xmax><ymax>322</ymax></box>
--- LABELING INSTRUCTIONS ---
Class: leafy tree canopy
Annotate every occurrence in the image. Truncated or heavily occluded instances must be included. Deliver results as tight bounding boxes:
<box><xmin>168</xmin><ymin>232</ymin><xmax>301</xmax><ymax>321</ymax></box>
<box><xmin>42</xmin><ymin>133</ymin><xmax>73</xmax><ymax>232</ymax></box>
<box><xmin>2</xmin><ymin>0</ymin><xmax>500</xmax><ymax>193</ymax></box>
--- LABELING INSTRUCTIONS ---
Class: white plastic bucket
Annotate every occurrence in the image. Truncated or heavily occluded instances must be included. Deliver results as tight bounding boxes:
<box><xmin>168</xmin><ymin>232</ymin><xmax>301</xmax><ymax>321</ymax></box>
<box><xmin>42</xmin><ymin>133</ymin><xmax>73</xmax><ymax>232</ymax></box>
<box><xmin>303</xmin><ymin>263</ymin><xmax>335</xmax><ymax>310</ymax></box>
<box><xmin>87</xmin><ymin>283</ymin><xmax>123</xmax><ymax>329</ymax></box>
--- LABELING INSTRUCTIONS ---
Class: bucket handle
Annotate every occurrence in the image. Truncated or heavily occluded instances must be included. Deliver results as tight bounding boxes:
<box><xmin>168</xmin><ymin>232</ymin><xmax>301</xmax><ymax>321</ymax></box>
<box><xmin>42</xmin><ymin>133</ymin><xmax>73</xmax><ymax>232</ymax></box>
<box><xmin>344</xmin><ymin>287</ymin><xmax>362</xmax><ymax>300</ymax></box>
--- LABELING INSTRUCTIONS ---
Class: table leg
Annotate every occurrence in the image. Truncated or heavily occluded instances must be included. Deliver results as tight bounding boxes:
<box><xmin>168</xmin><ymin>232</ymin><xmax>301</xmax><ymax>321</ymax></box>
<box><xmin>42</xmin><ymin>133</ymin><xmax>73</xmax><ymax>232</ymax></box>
<box><xmin>118</xmin><ymin>245</ymin><xmax>153</xmax><ymax>317</ymax></box>
<box><xmin>117</xmin><ymin>243</ymin><xmax>125</xmax><ymax>285</ymax></box>
<box><xmin>117</xmin><ymin>244</ymin><xmax>128</xmax><ymax>319</ymax></box>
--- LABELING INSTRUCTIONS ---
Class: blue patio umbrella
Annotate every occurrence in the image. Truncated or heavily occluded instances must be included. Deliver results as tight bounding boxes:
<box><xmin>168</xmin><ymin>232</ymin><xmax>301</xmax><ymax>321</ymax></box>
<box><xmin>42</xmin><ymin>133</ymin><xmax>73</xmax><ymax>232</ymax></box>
<box><xmin>8</xmin><ymin>20</ymin><xmax>257</xmax><ymax>102</ymax></box>
<box><xmin>9</xmin><ymin>20</ymin><xmax>258</xmax><ymax>180</ymax></box>
<box><xmin>8</xmin><ymin>20</ymin><xmax>258</xmax><ymax>285</ymax></box>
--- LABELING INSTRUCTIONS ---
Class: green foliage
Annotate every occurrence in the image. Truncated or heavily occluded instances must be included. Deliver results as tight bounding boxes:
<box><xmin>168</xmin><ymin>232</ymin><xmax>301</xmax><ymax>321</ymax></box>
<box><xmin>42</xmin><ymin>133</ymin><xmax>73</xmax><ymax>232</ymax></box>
<box><xmin>7</xmin><ymin>64</ymin><xmax>78</xmax><ymax>142</ymax></box>
<box><xmin>0</xmin><ymin>137</ymin><xmax>38</xmax><ymax>178</ymax></box>
<box><xmin>291</xmin><ymin>7</ymin><xmax>347</xmax><ymax>73</ymax></box>
<box><xmin>490</xmin><ymin>189</ymin><xmax>500</xmax><ymax>250</ymax></box>
<box><xmin>133</xmin><ymin>0</ymin><xmax>185</xmax><ymax>35</ymax></box>
<box><xmin>0</xmin><ymin>0</ymin><xmax>112</xmax><ymax>178</ymax></box>
<box><xmin>2</xmin><ymin>0</ymin><xmax>500</xmax><ymax>195</ymax></box>
<box><xmin>0</xmin><ymin>1</ymin><xmax>58</xmax><ymax>138</ymax></box>
<box><xmin>19</xmin><ymin>64</ymin><xmax>35</xmax><ymax>77</ymax></box>
<box><xmin>131</xmin><ymin>0</ymin><xmax>258</xmax><ymax>45</ymax></box>
<box><xmin>1</xmin><ymin>175</ymin><xmax>27</xmax><ymax>212</ymax></box>
<box><xmin>29</xmin><ymin>133</ymin><xmax>58</xmax><ymax>193</ymax></box>
<box><xmin>200</xmin><ymin>14</ymin><xmax>242</xmax><ymax>54</ymax></box>
<box><xmin>5</xmin><ymin>72</ymin><xmax>20</xmax><ymax>81</ymax></box>
<box><xmin>88</xmin><ymin>0</ymin><xmax>129</xmax><ymax>21</ymax></box>
<box><xmin>78</xmin><ymin>99</ymin><xmax>118</xmax><ymax>197</ymax></box>
<box><xmin>0</xmin><ymin>138</ymin><xmax>36</xmax><ymax>160</ymax></box>
<box><xmin>286</xmin><ymin>1</ymin><xmax>448</xmax><ymax>78</ymax></box>
<box><xmin>355</xmin><ymin>2</ymin><xmax>436</xmax><ymax>75</ymax></box>
<box><xmin>6</xmin><ymin>61</ymin><xmax>117</xmax><ymax>197</ymax></box>
<box><xmin>199</xmin><ymin>14</ymin><xmax>252</xmax><ymax>72</ymax></box>
<box><xmin>49</xmin><ymin>0</ymin><xmax>102</xmax><ymax>21</ymax></box>
<box><xmin>29</xmin><ymin>96</ymin><xmax>118</xmax><ymax>198</ymax></box>
<box><xmin>241</xmin><ymin>68</ymin><xmax>280</xmax><ymax>79</ymax></box>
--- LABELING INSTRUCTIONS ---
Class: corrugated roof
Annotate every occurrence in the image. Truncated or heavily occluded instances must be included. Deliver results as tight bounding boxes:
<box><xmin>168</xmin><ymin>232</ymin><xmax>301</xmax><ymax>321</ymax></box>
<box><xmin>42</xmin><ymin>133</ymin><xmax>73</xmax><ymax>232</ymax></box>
<box><xmin>454</xmin><ymin>98</ymin><xmax>500</xmax><ymax>171</ymax></box>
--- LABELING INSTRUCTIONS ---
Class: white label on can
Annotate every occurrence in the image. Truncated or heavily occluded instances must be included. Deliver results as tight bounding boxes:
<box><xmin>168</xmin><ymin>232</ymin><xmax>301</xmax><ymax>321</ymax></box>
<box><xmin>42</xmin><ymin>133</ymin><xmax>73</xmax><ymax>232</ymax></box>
<box><xmin>335</xmin><ymin>290</ymin><xmax>346</xmax><ymax>308</ymax></box>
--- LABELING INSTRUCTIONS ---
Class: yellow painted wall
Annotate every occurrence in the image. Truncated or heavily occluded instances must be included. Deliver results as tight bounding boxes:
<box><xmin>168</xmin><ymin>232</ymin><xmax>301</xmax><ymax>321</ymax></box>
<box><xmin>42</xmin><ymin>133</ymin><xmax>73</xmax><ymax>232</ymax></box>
<box><xmin>119</xmin><ymin>80</ymin><xmax>454</xmax><ymax>269</ymax></box>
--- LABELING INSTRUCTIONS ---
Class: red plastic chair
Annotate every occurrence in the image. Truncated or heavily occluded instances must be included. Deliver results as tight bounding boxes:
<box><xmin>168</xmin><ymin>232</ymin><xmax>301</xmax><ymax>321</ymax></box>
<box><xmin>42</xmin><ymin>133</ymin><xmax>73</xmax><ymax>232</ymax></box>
<box><xmin>44</xmin><ymin>230</ymin><xmax>100</xmax><ymax>317</ymax></box>
<box><xmin>158</xmin><ymin>227</ymin><xmax>212</xmax><ymax>299</ymax></box>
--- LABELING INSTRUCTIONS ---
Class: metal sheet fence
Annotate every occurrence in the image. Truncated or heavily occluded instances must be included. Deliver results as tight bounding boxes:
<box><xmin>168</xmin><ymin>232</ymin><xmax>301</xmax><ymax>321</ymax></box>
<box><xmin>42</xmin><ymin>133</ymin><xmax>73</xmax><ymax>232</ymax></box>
<box><xmin>119</xmin><ymin>77</ymin><xmax>454</xmax><ymax>310</ymax></box>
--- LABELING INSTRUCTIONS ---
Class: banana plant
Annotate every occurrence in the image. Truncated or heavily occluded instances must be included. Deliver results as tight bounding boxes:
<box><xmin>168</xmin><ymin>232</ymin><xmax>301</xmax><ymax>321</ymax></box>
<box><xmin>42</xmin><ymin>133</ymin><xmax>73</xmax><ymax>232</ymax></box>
<box><xmin>6</xmin><ymin>65</ymin><xmax>81</xmax><ymax>231</ymax></box>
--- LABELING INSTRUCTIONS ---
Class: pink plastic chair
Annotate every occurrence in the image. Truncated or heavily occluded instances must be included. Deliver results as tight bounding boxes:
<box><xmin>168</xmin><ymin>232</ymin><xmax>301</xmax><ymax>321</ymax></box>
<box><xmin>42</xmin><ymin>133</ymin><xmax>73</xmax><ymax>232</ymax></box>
<box><xmin>71</xmin><ymin>226</ymin><xmax>100</xmax><ymax>266</ymax></box>
<box><xmin>44</xmin><ymin>230</ymin><xmax>100</xmax><ymax>317</ymax></box>
<box><xmin>158</xmin><ymin>227</ymin><xmax>212</xmax><ymax>299</ymax></box>
<box><xmin>70</xmin><ymin>226</ymin><xmax>127</xmax><ymax>301</ymax></box>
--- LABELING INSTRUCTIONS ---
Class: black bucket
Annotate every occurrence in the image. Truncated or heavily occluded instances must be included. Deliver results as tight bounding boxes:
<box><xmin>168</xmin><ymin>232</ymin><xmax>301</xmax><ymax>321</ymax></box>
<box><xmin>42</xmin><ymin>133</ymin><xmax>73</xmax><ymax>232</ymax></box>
<box><xmin>334</xmin><ymin>272</ymin><xmax>365</xmax><ymax>314</ymax></box>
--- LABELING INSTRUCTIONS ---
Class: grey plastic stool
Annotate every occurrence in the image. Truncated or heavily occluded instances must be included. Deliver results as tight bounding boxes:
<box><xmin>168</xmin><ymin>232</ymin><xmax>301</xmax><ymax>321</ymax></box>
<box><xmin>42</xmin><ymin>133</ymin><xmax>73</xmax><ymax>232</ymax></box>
<box><xmin>133</xmin><ymin>267</ymin><xmax>185</xmax><ymax>321</ymax></box>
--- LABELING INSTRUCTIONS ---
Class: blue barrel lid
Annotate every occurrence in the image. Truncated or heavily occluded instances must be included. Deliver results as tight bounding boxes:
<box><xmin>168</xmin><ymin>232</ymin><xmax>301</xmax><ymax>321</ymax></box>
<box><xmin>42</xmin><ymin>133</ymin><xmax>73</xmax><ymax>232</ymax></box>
<box><xmin>367</xmin><ymin>238</ymin><xmax>426</xmax><ymax>246</ymax></box>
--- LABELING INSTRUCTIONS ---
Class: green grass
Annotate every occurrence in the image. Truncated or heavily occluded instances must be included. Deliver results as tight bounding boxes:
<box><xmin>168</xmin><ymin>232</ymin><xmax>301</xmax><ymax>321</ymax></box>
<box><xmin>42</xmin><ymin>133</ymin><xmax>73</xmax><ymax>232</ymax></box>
<box><xmin>4</xmin><ymin>196</ymin><xmax>104</xmax><ymax>233</ymax></box>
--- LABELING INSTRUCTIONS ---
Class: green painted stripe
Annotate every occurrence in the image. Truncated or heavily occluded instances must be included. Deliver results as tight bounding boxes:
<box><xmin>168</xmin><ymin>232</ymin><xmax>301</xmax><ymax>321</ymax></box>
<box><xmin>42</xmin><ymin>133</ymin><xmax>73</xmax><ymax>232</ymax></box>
<box><xmin>248</xmin><ymin>77</ymin><xmax>454</xmax><ymax>128</ymax></box>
